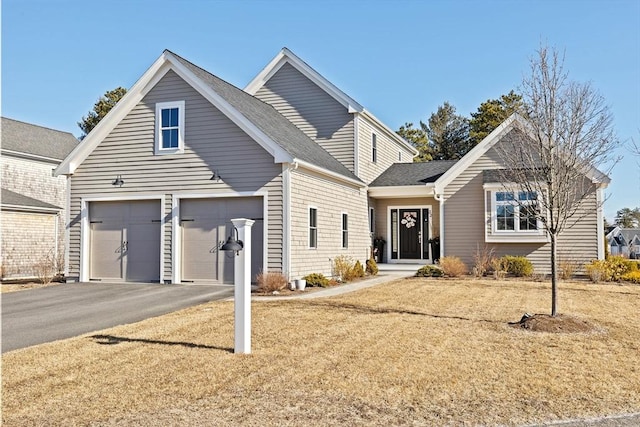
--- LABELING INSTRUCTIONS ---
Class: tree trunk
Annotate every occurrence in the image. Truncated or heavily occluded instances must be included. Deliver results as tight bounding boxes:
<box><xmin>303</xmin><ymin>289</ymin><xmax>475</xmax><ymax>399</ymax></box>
<box><xmin>551</xmin><ymin>233</ymin><xmax>558</xmax><ymax>317</ymax></box>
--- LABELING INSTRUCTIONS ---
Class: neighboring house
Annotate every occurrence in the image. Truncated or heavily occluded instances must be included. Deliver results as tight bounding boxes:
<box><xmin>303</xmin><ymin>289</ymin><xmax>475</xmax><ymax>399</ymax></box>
<box><xmin>55</xmin><ymin>49</ymin><xmax>608</xmax><ymax>284</ymax></box>
<box><xmin>1</xmin><ymin>117</ymin><xmax>78</xmax><ymax>280</ymax></box>
<box><xmin>606</xmin><ymin>226</ymin><xmax>640</xmax><ymax>258</ymax></box>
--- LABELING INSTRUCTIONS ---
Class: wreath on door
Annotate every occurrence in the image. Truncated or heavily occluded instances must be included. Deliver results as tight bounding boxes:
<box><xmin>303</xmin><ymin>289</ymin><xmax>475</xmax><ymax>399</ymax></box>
<box><xmin>401</xmin><ymin>212</ymin><xmax>417</xmax><ymax>228</ymax></box>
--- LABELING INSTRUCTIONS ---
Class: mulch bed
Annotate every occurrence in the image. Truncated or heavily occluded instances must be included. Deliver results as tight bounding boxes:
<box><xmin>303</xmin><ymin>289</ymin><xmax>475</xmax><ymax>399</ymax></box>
<box><xmin>510</xmin><ymin>313</ymin><xmax>598</xmax><ymax>333</ymax></box>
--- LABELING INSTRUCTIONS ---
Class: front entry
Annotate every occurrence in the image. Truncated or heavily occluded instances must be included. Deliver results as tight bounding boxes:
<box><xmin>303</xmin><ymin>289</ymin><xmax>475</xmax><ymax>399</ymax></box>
<box><xmin>390</xmin><ymin>207</ymin><xmax>431</xmax><ymax>262</ymax></box>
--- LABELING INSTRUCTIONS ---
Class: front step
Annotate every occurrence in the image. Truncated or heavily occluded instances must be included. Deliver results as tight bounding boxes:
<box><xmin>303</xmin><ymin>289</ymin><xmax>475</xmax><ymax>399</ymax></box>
<box><xmin>377</xmin><ymin>263</ymin><xmax>426</xmax><ymax>273</ymax></box>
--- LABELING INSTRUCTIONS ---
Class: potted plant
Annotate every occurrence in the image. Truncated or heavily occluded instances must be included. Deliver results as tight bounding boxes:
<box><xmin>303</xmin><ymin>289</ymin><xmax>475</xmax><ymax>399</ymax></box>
<box><xmin>428</xmin><ymin>236</ymin><xmax>440</xmax><ymax>262</ymax></box>
<box><xmin>373</xmin><ymin>237</ymin><xmax>386</xmax><ymax>263</ymax></box>
<box><xmin>295</xmin><ymin>278</ymin><xmax>306</xmax><ymax>291</ymax></box>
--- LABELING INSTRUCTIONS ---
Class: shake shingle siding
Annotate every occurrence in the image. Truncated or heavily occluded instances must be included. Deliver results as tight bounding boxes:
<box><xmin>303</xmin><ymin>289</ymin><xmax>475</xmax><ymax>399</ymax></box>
<box><xmin>289</xmin><ymin>168</ymin><xmax>369</xmax><ymax>279</ymax></box>
<box><xmin>254</xmin><ymin>63</ymin><xmax>356</xmax><ymax>172</ymax></box>
<box><xmin>67</xmin><ymin>70</ymin><xmax>284</xmax><ymax>281</ymax></box>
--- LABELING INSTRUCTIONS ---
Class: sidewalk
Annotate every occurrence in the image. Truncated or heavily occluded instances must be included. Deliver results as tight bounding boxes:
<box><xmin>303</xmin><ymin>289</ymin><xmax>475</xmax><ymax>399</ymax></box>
<box><xmin>252</xmin><ymin>271</ymin><xmax>411</xmax><ymax>301</ymax></box>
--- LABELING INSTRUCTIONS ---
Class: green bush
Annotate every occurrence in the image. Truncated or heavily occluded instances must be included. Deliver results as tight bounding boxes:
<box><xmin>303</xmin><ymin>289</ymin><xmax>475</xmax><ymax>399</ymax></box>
<box><xmin>303</xmin><ymin>273</ymin><xmax>330</xmax><ymax>287</ymax></box>
<box><xmin>351</xmin><ymin>260</ymin><xmax>365</xmax><ymax>278</ymax></box>
<box><xmin>365</xmin><ymin>257</ymin><xmax>378</xmax><ymax>276</ymax></box>
<box><xmin>332</xmin><ymin>255</ymin><xmax>355</xmax><ymax>281</ymax></box>
<box><xmin>415</xmin><ymin>265</ymin><xmax>444</xmax><ymax>277</ymax></box>
<box><xmin>502</xmin><ymin>255</ymin><xmax>534</xmax><ymax>277</ymax></box>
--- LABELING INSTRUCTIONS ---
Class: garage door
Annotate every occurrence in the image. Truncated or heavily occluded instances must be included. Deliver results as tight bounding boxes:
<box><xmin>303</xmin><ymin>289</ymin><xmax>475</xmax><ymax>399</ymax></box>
<box><xmin>89</xmin><ymin>200</ymin><xmax>161</xmax><ymax>282</ymax></box>
<box><xmin>180</xmin><ymin>197</ymin><xmax>263</xmax><ymax>284</ymax></box>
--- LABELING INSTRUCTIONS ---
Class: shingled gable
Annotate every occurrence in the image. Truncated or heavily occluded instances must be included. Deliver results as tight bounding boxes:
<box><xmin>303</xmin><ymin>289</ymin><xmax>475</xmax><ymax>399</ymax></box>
<box><xmin>55</xmin><ymin>50</ymin><xmax>362</xmax><ymax>185</ymax></box>
<box><xmin>245</xmin><ymin>47</ymin><xmax>418</xmax><ymax>157</ymax></box>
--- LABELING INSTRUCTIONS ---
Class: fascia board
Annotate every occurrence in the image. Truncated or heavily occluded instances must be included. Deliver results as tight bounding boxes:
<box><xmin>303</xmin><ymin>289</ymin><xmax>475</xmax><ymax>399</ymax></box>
<box><xmin>2</xmin><ymin>204</ymin><xmax>61</xmax><ymax>214</ymax></box>
<box><xmin>434</xmin><ymin>114</ymin><xmax>518</xmax><ymax>194</ymax></box>
<box><xmin>360</xmin><ymin>110</ymin><xmax>419</xmax><ymax>156</ymax></box>
<box><xmin>54</xmin><ymin>53</ymin><xmax>169</xmax><ymax>176</ymax></box>
<box><xmin>245</xmin><ymin>48</ymin><xmax>364</xmax><ymax>113</ymax></box>
<box><xmin>2</xmin><ymin>149</ymin><xmax>63</xmax><ymax>164</ymax></box>
<box><xmin>294</xmin><ymin>159</ymin><xmax>365</xmax><ymax>188</ymax></box>
<box><xmin>165</xmin><ymin>53</ymin><xmax>293</xmax><ymax>164</ymax></box>
<box><xmin>368</xmin><ymin>184</ymin><xmax>435</xmax><ymax>199</ymax></box>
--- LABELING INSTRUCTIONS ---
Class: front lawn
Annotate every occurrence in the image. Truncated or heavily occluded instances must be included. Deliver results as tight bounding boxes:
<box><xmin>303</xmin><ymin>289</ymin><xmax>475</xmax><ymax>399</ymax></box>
<box><xmin>3</xmin><ymin>278</ymin><xmax>639</xmax><ymax>426</ymax></box>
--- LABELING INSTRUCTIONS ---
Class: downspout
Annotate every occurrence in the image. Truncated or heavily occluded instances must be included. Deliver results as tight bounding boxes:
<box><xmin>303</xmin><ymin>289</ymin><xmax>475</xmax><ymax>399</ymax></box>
<box><xmin>434</xmin><ymin>190</ymin><xmax>445</xmax><ymax>258</ymax></box>
<box><xmin>596</xmin><ymin>185</ymin><xmax>605</xmax><ymax>260</ymax></box>
<box><xmin>282</xmin><ymin>162</ymin><xmax>299</xmax><ymax>278</ymax></box>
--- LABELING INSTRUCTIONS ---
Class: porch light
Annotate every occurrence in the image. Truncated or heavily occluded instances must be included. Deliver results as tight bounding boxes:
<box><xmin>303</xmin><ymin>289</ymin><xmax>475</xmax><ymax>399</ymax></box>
<box><xmin>112</xmin><ymin>175</ymin><xmax>124</xmax><ymax>187</ymax></box>
<box><xmin>221</xmin><ymin>226</ymin><xmax>243</xmax><ymax>254</ymax></box>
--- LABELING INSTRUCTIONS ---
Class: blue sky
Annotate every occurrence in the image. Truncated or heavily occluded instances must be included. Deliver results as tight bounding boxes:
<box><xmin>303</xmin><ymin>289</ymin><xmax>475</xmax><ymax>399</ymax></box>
<box><xmin>2</xmin><ymin>0</ymin><xmax>639</xmax><ymax>221</ymax></box>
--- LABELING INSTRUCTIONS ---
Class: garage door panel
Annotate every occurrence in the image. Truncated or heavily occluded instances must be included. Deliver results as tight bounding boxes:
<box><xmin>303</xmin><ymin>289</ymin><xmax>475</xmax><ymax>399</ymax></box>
<box><xmin>90</xmin><ymin>223</ymin><xmax>124</xmax><ymax>280</ymax></box>
<box><xmin>126</xmin><ymin>222</ymin><xmax>161</xmax><ymax>281</ymax></box>
<box><xmin>181</xmin><ymin>197</ymin><xmax>263</xmax><ymax>284</ymax></box>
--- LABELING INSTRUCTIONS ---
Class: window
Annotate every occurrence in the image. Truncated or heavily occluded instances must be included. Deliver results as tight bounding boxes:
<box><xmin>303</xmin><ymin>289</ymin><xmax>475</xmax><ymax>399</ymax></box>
<box><xmin>372</xmin><ymin>133</ymin><xmax>377</xmax><ymax>163</ymax></box>
<box><xmin>493</xmin><ymin>190</ymin><xmax>540</xmax><ymax>233</ymax></box>
<box><xmin>155</xmin><ymin>101</ymin><xmax>185</xmax><ymax>154</ymax></box>
<box><xmin>309</xmin><ymin>207</ymin><xmax>318</xmax><ymax>248</ymax></box>
<box><xmin>342</xmin><ymin>213</ymin><xmax>348</xmax><ymax>248</ymax></box>
<box><xmin>369</xmin><ymin>207</ymin><xmax>375</xmax><ymax>234</ymax></box>
<box><xmin>398</xmin><ymin>152</ymin><xmax>402</xmax><ymax>161</ymax></box>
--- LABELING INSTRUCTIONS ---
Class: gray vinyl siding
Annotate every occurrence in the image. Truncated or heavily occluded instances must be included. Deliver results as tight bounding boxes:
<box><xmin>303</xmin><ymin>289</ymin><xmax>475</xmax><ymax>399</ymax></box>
<box><xmin>357</xmin><ymin>115</ymin><xmax>415</xmax><ymax>184</ymax></box>
<box><xmin>254</xmin><ymin>63</ymin><xmax>356</xmax><ymax>172</ymax></box>
<box><xmin>289</xmin><ymin>167</ymin><xmax>369</xmax><ymax>279</ymax></box>
<box><xmin>443</xmin><ymin>129</ymin><xmax>600</xmax><ymax>274</ymax></box>
<box><xmin>68</xmin><ymin>70</ymin><xmax>283</xmax><ymax>282</ymax></box>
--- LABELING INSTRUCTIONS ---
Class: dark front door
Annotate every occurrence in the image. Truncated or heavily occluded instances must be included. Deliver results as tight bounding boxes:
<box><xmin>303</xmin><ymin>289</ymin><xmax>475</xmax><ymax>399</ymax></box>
<box><xmin>399</xmin><ymin>209</ymin><xmax>421</xmax><ymax>259</ymax></box>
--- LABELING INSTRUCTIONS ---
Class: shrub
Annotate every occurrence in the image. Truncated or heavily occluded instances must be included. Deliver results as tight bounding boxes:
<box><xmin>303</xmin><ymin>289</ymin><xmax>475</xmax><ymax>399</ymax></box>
<box><xmin>584</xmin><ymin>256</ymin><xmax>634</xmax><ymax>282</ymax></box>
<box><xmin>256</xmin><ymin>270</ymin><xmax>288</xmax><ymax>292</ymax></box>
<box><xmin>34</xmin><ymin>255</ymin><xmax>56</xmax><ymax>285</ymax></box>
<box><xmin>303</xmin><ymin>273</ymin><xmax>330</xmax><ymax>287</ymax></box>
<box><xmin>365</xmin><ymin>257</ymin><xmax>378</xmax><ymax>276</ymax></box>
<box><xmin>622</xmin><ymin>270</ymin><xmax>640</xmax><ymax>284</ymax></box>
<box><xmin>332</xmin><ymin>255</ymin><xmax>355</xmax><ymax>281</ymax></box>
<box><xmin>502</xmin><ymin>255</ymin><xmax>533</xmax><ymax>277</ymax></box>
<box><xmin>415</xmin><ymin>265</ymin><xmax>444</xmax><ymax>277</ymax></box>
<box><xmin>351</xmin><ymin>260</ymin><xmax>365</xmax><ymax>279</ymax></box>
<box><xmin>559</xmin><ymin>258</ymin><xmax>579</xmax><ymax>280</ymax></box>
<box><xmin>491</xmin><ymin>257</ymin><xmax>508</xmax><ymax>280</ymax></box>
<box><xmin>472</xmin><ymin>244</ymin><xmax>495</xmax><ymax>278</ymax></box>
<box><xmin>439</xmin><ymin>256</ymin><xmax>468</xmax><ymax>277</ymax></box>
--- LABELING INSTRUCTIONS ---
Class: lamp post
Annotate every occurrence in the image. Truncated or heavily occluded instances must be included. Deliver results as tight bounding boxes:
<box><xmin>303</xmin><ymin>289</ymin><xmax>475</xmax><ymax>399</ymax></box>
<box><xmin>220</xmin><ymin>218</ymin><xmax>254</xmax><ymax>354</ymax></box>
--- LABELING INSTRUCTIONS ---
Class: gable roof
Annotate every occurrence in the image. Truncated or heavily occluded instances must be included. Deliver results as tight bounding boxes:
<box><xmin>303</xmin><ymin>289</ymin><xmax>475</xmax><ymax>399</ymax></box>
<box><xmin>2</xmin><ymin>117</ymin><xmax>78</xmax><ymax>162</ymax></box>
<box><xmin>55</xmin><ymin>50</ymin><xmax>362</xmax><ymax>186</ymax></box>
<box><xmin>245</xmin><ymin>48</ymin><xmax>418</xmax><ymax>157</ymax></box>
<box><xmin>433</xmin><ymin>113</ymin><xmax>611</xmax><ymax>194</ymax></box>
<box><xmin>1</xmin><ymin>188</ymin><xmax>61</xmax><ymax>213</ymax></box>
<box><xmin>370</xmin><ymin>161</ymin><xmax>457</xmax><ymax>187</ymax></box>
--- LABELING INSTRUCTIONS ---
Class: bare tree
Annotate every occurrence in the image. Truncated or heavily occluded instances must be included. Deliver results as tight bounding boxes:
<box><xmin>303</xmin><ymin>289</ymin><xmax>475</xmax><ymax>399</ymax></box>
<box><xmin>496</xmin><ymin>46</ymin><xmax>619</xmax><ymax>316</ymax></box>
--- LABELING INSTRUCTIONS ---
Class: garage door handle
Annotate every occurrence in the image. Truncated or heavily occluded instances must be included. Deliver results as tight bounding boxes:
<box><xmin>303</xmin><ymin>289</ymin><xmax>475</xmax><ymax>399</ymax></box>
<box><xmin>123</xmin><ymin>241</ymin><xmax>128</xmax><ymax>251</ymax></box>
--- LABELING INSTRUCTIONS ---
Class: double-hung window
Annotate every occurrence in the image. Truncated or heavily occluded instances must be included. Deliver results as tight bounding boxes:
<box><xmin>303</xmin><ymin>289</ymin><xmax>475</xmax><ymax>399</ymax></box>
<box><xmin>155</xmin><ymin>101</ymin><xmax>185</xmax><ymax>154</ymax></box>
<box><xmin>309</xmin><ymin>207</ymin><xmax>318</xmax><ymax>249</ymax></box>
<box><xmin>342</xmin><ymin>213</ymin><xmax>348</xmax><ymax>249</ymax></box>
<box><xmin>372</xmin><ymin>133</ymin><xmax>377</xmax><ymax>163</ymax></box>
<box><xmin>487</xmin><ymin>188</ymin><xmax>546</xmax><ymax>242</ymax></box>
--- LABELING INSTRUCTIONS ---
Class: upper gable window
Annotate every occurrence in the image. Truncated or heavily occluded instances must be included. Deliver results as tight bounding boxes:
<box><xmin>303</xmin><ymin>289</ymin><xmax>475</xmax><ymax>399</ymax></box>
<box><xmin>372</xmin><ymin>133</ymin><xmax>377</xmax><ymax>163</ymax></box>
<box><xmin>155</xmin><ymin>101</ymin><xmax>185</xmax><ymax>154</ymax></box>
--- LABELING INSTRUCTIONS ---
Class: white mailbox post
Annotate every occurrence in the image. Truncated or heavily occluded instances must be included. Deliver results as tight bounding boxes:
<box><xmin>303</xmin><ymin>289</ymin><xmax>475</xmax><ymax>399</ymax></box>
<box><xmin>229</xmin><ymin>218</ymin><xmax>254</xmax><ymax>354</ymax></box>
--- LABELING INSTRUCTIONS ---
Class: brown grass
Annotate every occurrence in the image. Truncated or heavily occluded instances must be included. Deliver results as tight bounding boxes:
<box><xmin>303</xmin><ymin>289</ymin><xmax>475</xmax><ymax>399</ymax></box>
<box><xmin>3</xmin><ymin>278</ymin><xmax>640</xmax><ymax>426</ymax></box>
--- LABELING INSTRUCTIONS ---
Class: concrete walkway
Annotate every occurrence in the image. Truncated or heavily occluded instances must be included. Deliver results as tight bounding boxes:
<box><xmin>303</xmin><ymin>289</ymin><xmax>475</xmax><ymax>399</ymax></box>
<box><xmin>252</xmin><ymin>272</ymin><xmax>411</xmax><ymax>301</ymax></box>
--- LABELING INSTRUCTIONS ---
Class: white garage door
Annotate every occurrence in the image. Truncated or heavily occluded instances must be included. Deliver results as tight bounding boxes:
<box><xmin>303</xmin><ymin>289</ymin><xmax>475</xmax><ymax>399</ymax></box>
<box><xmin>180</xmin><ymin>197</ymin><xmax>263</xmax><ymax>284</ymax></box>
<box><xmin>89</xmin><ymin>200</ymin><xmax>161</xmax><ymax>282</ymax></box>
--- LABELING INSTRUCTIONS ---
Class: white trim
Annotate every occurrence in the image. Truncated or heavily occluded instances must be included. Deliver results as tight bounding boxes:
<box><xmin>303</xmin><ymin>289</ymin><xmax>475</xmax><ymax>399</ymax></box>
<box><xmin>435</xmin><ymin>193</ymin><xmax>445</xmax><ymax>257</ymax></box>
<box><xmin>1</xmin><ymin>149</ymin><xmax>65</xmax><ymax>164</ymax></box>
<box><xmin>386</xmin><ymin>204</ymin><xmax>432</xmax><ymax>263</ymax></box>
<box><xmin>596</xmin><ymin>187</ymin><xmax>605</xmax><ymax>260</ymax></box>
<box><xmin>1</xmin><ymin>204</ymin><xmax>60</xmax><ymax>214</ymax></box>
<box><xmin>80</xmin><ymin>194</ymin><xmax>165</xmax><ymax>283</ymax></box>
<box><xmin>155</xmin><ymin>100</ymin><xmax>185</xmax><ymax>155</ymax></box>
<box><xmin>171</xmin><ymin>191</ymin><xmax>269</xmax><ymax>284</ymax></box>
<box><xmin>353</xmin><ymin>113</ymin><xmax>360</xmax><ymax>177</ymax></box>
<box><xmin>293</xmin><ymin>159</ymin><xmax>364</xmax><ymax>187</ymax></box>
<box><xmin>282</xmin><ymin>164</ymin><xmax>292</xmax><ymax>276</ymax></box>
<box><xmin>483</xmin><ymin>185</ymin><xmax>548</xmax><ymax>243</ymax></box>
<box><xmin>64</xmin><ymin>175</ymin><xmax>71</xmax><ymax>278</ymax></box>
<box><xmin>368</xmin><ymin>184</ymin><xmax>435</xmax><ymax>199</ymax></box>
<box><xmin>308</xmin><ymin>205</ymin><xmax>318</xmax><ymax>249</ymax></box>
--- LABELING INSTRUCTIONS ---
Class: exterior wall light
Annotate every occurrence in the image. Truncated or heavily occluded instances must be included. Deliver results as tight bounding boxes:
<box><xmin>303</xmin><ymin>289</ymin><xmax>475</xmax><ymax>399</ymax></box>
<box><xmin>112</xmin><ymin>175</ymin><xmax>124</xmax><ymax>187</ymax></box>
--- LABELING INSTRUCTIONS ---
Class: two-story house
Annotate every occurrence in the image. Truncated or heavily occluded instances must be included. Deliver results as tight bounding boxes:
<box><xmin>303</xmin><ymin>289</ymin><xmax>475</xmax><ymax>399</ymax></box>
<box><xmin>1</xmin><ymin>117</ymin><xmax>78</xmax><ymax>280</ymax></box>
<box><xmin>55</xmin><ymin>49</ymin><xmax>607</xmax><ymax>284</ymax></box>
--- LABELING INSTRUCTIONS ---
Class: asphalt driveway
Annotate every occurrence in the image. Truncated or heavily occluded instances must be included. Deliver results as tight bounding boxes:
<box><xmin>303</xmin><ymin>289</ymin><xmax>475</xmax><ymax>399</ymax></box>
<box><xmin>1</xmin><ymin>282</ymin><xmax>234</xmax><ymax>353</ymax></box>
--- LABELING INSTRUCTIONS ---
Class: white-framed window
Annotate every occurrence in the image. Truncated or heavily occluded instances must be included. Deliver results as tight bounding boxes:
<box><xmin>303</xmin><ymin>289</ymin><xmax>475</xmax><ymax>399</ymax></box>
<box><xmin>369</xmin><ymin>207</ymin><xmax>375</xmax><ymax>234</ymax></box>
<box><xmin>155</xmin><ymin>101</ymin><xmax>185</xmax><ymax>154</ymax></box>
<box><xmin>309</xmin><ymin>207</ymin><xmax>318</xmax><ymax>249</ymax></box>
<box><xmin>342</xmin><ymin>213</ymin><xmax>348</xmax><ymax>249</ymax></box>
<box><xmin>486</xmin><ymin>187</ymin><xmax>546</xmax><ymax>242</ymax></box>
<box><xmin>372</xmin><ymin>133</ymin><xmax>377</xmax><ymax>163</ymax></box>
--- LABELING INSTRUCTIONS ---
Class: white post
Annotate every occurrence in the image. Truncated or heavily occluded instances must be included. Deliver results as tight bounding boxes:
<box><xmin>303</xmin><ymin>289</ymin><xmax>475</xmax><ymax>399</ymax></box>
<box><xmin>231</xmin><ymin>218</ymin><xmax>254</xmax><ymax>354</ymax></box>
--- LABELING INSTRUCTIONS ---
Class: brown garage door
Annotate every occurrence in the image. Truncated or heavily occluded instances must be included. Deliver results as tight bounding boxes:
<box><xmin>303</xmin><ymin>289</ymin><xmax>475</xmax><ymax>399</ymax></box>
<box><xmin>180</xmin><ymin>197</ymin><xmax>263</xmax><ymax>284</ymax></box>
<box><xmin>89</xmin><ymin>200</ymin><xmax>161</xmax><ymax>282</ymax></box>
